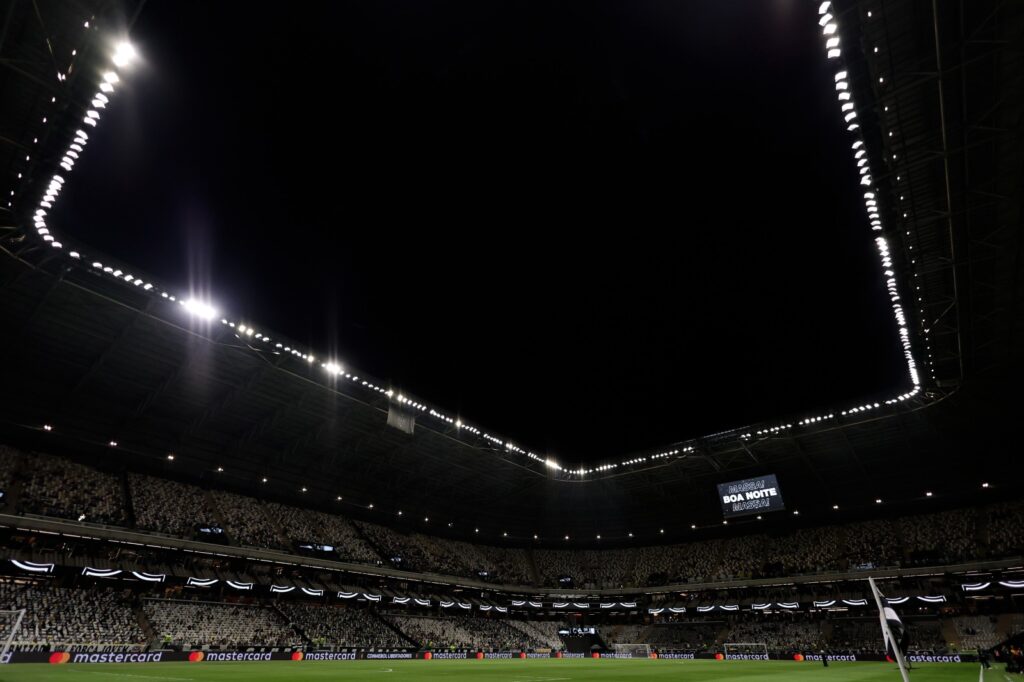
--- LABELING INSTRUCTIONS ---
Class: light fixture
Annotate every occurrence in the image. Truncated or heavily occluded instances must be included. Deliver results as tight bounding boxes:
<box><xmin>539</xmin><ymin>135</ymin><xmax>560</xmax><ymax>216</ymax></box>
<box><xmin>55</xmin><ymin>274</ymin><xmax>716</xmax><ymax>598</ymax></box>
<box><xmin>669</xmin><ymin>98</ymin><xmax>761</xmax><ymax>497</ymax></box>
<box><xmin>166</xmin><ymin>454</ymin><xmax>174</xmax><ymax>461</ymax></box>
<box><xmin>108</xmin><ymin>440</ymin><xmax>118</xmax><ymax>447</ymax></box>
<box><xmin>182</xmin><ymin>298</ymin><xmax>217</xmax><ymax>321</ymax></box>
<box><xmin>43</xmin><ymin>424</ymin><xmax>53</xmax><ymax>432</ymax></box>
<box><xmin>112</xmin><ymin>41</ymin><xmax>137</xmax><ymax>67</ymax></box>
<box><xmin>925</xmin><ymin>491</ymin><xmax>933</xmax><ymax>497</ymax></box>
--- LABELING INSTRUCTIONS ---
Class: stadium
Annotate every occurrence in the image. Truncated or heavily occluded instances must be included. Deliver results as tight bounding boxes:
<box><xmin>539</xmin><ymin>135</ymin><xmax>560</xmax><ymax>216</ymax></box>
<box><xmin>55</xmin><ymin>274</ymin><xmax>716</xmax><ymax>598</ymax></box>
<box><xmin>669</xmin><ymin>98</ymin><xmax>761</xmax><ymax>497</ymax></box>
<box><xmin>0</xmin><ymin>0</ymin><xmax>1022</xmax><ymax>680</ymax></box>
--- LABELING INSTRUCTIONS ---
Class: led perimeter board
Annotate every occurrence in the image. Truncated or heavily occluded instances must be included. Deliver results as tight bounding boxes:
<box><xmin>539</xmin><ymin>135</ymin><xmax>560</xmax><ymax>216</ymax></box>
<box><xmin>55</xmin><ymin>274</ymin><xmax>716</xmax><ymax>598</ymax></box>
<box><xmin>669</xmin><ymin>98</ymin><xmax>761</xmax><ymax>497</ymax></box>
<box><xmin>717</xmin><ymin>474</ymin><xmax>785</xmax><ymax>518</ymax></box>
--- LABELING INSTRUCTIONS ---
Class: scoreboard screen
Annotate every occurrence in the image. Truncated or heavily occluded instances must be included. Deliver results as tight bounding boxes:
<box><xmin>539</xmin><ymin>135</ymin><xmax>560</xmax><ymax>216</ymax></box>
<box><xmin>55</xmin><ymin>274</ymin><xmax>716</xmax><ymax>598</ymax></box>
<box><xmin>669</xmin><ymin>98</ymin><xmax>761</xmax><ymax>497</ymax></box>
<box><xmin>717</xmin><ymin>474</ymin><xmax>785</xmax><ymax>518</ymax></box>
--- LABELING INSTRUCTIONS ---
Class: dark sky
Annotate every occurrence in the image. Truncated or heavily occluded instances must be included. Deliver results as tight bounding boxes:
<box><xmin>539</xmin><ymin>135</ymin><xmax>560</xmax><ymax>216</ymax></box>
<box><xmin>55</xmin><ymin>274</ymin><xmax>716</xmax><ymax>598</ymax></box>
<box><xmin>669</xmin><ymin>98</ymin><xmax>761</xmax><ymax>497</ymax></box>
<box><xmin>54</xmin><ymin>0</ymin><xmax>905</xmax><ymax>464</ymax></box>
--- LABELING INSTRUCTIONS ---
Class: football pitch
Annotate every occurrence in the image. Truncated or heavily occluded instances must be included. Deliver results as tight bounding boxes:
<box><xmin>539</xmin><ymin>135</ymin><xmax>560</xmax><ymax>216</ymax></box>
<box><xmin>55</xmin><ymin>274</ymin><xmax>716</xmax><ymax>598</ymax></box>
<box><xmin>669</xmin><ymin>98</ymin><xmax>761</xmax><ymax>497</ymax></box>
<box><xmin>0</xmin><ymin>659</ymin><xmax>984</xmax><ymax>681</ymax></box>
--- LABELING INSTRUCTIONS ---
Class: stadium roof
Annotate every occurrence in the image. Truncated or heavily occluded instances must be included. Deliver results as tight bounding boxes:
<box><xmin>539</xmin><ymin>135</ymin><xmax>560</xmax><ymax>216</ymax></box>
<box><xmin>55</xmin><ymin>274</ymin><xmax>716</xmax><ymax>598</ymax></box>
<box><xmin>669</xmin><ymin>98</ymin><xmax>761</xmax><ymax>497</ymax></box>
<box><xmin>0</xmin><ymin>0</ymin><xmax>1021</xmax><ymax>544</ymax></box>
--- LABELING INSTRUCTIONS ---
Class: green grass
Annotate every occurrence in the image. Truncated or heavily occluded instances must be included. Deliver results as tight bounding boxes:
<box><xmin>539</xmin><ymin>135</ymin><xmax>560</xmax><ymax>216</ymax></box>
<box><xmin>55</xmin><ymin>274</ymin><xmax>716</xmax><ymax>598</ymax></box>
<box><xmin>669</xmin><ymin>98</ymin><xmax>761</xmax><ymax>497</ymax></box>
<box><xmin>0</xmin><ymin>658</ymin><xmax>983</xmax><ymax>682</ymax></box>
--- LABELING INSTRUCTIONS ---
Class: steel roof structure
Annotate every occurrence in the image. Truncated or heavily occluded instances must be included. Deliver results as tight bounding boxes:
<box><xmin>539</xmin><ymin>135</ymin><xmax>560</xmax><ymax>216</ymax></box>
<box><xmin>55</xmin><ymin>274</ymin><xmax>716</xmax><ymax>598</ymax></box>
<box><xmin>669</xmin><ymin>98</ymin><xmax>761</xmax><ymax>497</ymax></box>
<box><xmin>0</xmin><ymin>0</ymin><xmax>1021</xmax><ymax>546</ymax></box>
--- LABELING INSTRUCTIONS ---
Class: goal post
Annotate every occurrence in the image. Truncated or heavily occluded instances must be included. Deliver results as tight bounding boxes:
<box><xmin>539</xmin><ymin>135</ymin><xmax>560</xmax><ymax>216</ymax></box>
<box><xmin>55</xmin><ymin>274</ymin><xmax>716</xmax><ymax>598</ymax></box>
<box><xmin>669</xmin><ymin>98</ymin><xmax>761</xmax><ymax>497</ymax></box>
<box><xmin>612</xmin><ymin>643</ymin><xmax>652</xmax><ymax>658</ymax></box>
<box><xmin>0</xmin><ymin>609</ymin><xmax>26</xmax><ymax>663</ymax></box>
<box><xmin>723</xmin><ymin>642</ymin><xmax>769</xmax><ymax>660</ymax></box>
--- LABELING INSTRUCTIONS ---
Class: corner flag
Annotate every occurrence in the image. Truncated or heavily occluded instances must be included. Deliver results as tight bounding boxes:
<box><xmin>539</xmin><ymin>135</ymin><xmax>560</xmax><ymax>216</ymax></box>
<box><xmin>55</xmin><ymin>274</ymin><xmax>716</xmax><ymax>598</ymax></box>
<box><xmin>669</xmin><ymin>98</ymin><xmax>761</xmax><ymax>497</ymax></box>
<box><xmin>868</xmin><ymin>577</ymin><xmax>911</xmax><ymax>682</ymax></box>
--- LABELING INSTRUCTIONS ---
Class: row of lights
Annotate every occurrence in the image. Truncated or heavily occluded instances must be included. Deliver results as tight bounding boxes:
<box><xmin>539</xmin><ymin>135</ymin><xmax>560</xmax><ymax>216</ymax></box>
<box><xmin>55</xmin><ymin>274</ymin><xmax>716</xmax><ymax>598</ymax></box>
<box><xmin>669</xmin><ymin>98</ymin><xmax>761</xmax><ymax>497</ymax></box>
<box><xmin>808</xmin><ymin>1</ymin><xmax>924</xmax><ymax>427</ymax></box>
<box><xmin>23</xmin><ymin>10</ymin><xmax>933</xmax><ymax>488</ymax></box>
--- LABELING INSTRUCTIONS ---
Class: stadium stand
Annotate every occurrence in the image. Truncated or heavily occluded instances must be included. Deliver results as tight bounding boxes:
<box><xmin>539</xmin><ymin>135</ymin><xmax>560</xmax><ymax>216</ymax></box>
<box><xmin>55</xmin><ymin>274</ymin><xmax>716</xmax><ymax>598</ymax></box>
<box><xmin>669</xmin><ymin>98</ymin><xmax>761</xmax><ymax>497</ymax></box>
<box><xmin>508</xmin><ymin>620</ymin><xmax>563</xmax><ymax>649</ymax></box>
<box><xmin>645</xmin><ymin>622</ymin><xmax>721</xmax><ymax>651</ymax></box>
<box><xmin>304</xmin><ymin>510</ymin><xmax>382</xmax><ymax>564</ymax></box>
<box><xmin>0</xmin><ymin>581</ymin><xmax>145</xmax><ymax>651</ymax></box>
<box><xmin>210</xmin><ymin>491</ymin><xmax>287</xmax><ymax>551</ymax></box>
<box><xmin>278</xmin><ymin>603</ymin><xmax>411</xmax><ymax>648</ymax></box>
<box><xmin>143</xmin><ymin>599</ymin><xmax>303</xmax><ymax>649</ymax></box>
<box><xmin>382</xmin><ymin>615</ymin><xmax>547</xmax><ymax>651</ymax></box>
<box><xmin>17</xmin><ymin>452</ymin><xmax>125</xmax><ymax>526</ymax></box>
<box><xmin>723</xmin><ymin>618</ymin><xmax>821</xmax><ymax>652</ymax></box>
<box><xmin>954</xmin><ymin>615</ymin><xmax>1002</xmax><ymax>651</ymax></box>
<box><xmin>129</xmin><ymin>473</ymin><xmax>216</xmax><ymax>537</ymax></box>
<box><xmin>6</xmin><ymin>450</ymin><xmax>1024</xmax><ymax>587</ymax></box>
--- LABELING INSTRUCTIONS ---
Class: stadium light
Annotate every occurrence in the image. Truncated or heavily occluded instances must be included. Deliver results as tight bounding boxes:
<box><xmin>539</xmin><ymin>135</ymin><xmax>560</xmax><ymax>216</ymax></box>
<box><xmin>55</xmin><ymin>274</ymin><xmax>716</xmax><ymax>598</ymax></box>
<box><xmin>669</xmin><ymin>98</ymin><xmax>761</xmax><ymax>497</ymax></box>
<box><xmin>182</xmin><ymin>298</ymin><xmax>217</xmax><ymax>321</ymax></box>
<box><xmin>112</xmin><ymin>41</ymin><xmax>137</xmax><ymax>67</ymax></box>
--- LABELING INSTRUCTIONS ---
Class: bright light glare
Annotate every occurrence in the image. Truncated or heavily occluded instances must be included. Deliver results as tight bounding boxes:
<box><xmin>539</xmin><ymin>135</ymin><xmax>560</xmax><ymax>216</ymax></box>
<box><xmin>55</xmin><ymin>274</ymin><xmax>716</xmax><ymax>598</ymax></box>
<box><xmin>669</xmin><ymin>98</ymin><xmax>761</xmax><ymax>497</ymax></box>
<box><xmin>183</xmin><ymin>298</ymin><xmax>217</xmax><ymax>321</ymax></box>
<box><xmin>112</xmin><ymin>41</ymin><xmax>137</xmax><ymax>67</ymax></box>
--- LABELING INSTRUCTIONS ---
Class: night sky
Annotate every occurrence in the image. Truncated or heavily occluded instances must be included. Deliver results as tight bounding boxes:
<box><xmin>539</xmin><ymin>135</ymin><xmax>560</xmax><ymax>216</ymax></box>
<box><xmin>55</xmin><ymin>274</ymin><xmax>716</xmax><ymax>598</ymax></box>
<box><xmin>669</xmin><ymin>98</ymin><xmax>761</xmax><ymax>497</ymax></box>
<box><xmin>53</xmin><ymin>1</ymin><xmax>905</xmax><ymax>464</ymax></box>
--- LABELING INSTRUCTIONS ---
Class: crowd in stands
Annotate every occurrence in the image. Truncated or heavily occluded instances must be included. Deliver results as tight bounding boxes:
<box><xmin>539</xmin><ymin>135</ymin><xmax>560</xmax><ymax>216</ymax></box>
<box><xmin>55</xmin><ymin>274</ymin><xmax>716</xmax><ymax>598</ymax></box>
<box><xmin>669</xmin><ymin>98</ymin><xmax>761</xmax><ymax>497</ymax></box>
<box><xmin>129</xmin><ymin>474</ymin><xmax>214</xmax><ymax>537</ymax></box>
<box><xmin>17</xmin><ymin>452</ymin><xmax>125</xmax><ymax>526</ymax></box>
<box><xmin>0</xmin><ymin>446</ymin><xmax>19</xmax><ymax>509</ymax></box>
<box><xmin>645</xmin><ymin>622</ymin><xmax>721</xmax><ymax>650</ymax></box>
<box><xmin>987</xmin><ymin>502</ymin><xmax>1024</xmax><ymax>557</ymax></box>
<box><xmin>955</xmin><ymin>615</ymin><xmax>1001</xmax><ymax>650</ymax></box>
<box><xmin>382</xmin><ymin>615</ymin><xmax>549</xmax><ymax>651</ymax></box>
<box><xmin>3</xmin><ymin>448</ymin><xmax>1023</xmax><ymax>588</ymax></box>
<box><xmin>725</xmin><ymin>618</ymin><xmax>821</xmax><ymax>652</ymax></box>
<box><xmin>210</xmin><ymin>491</ymin><xmax>286</xmax><ymax>550</ymax></box>
<box><xmin>303</xmin><ymin>510</ymin><xmax>380</xmax><ymax>564</ymax></box>
<box><xmin>510</xmin><ymin>619</ymin><xmax>563</xmax><ymax>649</ymax></box>
<box><xmin>278</xmin><ymin>603</ymin><xmax>410</xmax><ymax>648</ymax></box>
<box><xmin>1</xmin><ymin>579</ymin><xmax>1021</xmax><ymax>655</ymax></box>
<box><xmin>143</xmin><ymin>599</ymin><xmax>302</xmax><ymax>649</ymax></box>
<box><xmin>0</xmin><ymin>581</ymin><xmax>144</xmax><ymax>650</ymax></box>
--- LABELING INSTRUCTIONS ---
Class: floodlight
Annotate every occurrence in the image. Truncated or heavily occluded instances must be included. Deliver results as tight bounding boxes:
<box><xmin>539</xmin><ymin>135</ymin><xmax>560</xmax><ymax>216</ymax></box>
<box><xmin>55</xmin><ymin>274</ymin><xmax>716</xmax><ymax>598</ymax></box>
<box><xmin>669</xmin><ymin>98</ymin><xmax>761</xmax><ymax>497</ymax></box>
<box><xmin>183</xmin><ymin>298</ymin><xmax>217</xmax><ymax>321</ymax></box>
<box><xmin>112</xmin><ymin>41</ymin><xmax>137</xmax><ymax>67</ymax></box>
